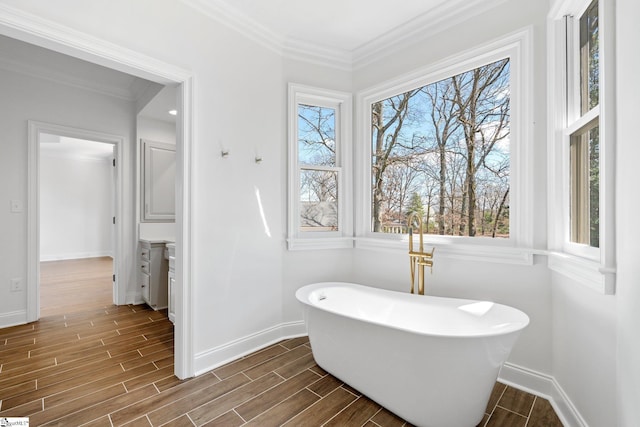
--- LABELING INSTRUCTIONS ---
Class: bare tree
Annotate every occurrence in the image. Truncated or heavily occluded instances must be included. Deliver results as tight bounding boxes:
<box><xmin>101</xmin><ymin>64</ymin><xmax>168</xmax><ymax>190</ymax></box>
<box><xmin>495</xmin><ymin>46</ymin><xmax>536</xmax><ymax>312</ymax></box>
<box><xmin>371</xmin><ymin>90</ymin><xmax>419</xmax><ymax>232</ymax></box>
<box><xmin>451</xmin><ymin>59</ymin><xmax>510</xmax><ymax>236</ymax></box>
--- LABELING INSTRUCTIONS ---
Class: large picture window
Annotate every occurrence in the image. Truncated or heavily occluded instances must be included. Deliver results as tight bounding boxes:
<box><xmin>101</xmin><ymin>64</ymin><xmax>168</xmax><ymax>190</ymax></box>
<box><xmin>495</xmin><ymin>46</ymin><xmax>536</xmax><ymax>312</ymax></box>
<box><xmin>371</xmin><ymin>59</ymin><xmax>511</xmax><ymax>238</ymax></box>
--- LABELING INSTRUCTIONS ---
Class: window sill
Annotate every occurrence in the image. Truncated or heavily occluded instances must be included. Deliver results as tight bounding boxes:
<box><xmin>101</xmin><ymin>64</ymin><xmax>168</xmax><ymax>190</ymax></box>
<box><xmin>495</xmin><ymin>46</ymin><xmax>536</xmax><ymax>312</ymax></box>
<box><xmin>547</xmin><ymin>251</ymin><xmax>615</xmax><ymax>295</ymax></box>
<box><xmin>287</xmin><ymin>237</ymin><xmax>354</xmax><ymax>251</ymax></box>
<box><xmin>354</xmin><ymin>237</ymin><xmax>535</xmax><ymax>265</ymax></box>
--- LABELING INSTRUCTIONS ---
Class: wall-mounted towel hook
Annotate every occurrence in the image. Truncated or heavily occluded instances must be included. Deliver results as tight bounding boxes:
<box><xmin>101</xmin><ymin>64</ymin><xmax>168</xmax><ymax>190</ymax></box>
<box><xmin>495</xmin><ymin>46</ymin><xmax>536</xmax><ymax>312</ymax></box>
<box><xmin>221</xmin><ymin>150</ymin><xmax>230</xmax><ymax>158</ymax></box>
<box><xmin>255</xmin><ymin>156</ymin><xmax>263</xmax><ymax>164</ymax></box>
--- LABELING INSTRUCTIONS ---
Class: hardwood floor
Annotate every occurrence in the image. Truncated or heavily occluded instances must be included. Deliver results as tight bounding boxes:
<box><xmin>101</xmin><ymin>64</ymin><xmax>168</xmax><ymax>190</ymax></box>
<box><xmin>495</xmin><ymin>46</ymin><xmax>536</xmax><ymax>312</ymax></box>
<box><xmin>0</xmin><ymin>258</ymin><xmax>564</xmax><ymax>426</ymax></box>
<box><xmin>40</xmin><ymin>257</ymin><xmax>114</xmax><ymax>317</ymax></box>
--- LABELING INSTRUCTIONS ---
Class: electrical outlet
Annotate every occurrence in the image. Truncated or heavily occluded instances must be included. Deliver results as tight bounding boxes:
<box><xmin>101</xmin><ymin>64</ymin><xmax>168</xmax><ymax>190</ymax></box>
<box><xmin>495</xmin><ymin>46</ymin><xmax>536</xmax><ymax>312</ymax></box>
<box><xmin>10</xmin><ymin>278</ymin><xmax>22</xmax><ymax>292</ymax></box>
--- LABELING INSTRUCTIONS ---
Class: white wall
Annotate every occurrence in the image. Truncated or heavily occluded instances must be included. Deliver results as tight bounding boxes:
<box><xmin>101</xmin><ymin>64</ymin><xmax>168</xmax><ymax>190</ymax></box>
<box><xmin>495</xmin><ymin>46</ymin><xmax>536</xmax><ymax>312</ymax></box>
<box><xmin>616</xmin><ymin>0</ymin><xmax>640</xmax><ymax>424</ymax></box>
<box><xmin>40</xmin><ymin>153</ymin><xmax>113</xmax><ymax>261</ymax></box>
<box><xmin>0</xmin><ymin>64</ymin><xmax>136</xmax><ymax>326</ymax></box>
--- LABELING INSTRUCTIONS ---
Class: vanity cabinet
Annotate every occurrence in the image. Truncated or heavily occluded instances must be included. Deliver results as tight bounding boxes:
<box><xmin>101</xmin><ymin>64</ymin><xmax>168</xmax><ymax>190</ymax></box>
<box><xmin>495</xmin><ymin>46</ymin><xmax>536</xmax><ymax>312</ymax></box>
<box><xmin>139</xmin><ymin>240</ymin><xmax>168</xmax><ymax>310</ymax></box>
<box><xmin>167</xmin><ymin>243</ymin><xmax>176</xmax><ymax>324</ymax></box>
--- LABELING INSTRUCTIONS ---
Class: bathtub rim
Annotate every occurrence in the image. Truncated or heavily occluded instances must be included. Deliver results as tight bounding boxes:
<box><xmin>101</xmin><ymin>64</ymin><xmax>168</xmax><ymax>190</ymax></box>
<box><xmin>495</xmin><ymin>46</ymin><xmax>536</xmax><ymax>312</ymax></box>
<box><xmin>296</xmin><ymin>281</ymin><xmax>530</xmax><ymax>339</ymax></box>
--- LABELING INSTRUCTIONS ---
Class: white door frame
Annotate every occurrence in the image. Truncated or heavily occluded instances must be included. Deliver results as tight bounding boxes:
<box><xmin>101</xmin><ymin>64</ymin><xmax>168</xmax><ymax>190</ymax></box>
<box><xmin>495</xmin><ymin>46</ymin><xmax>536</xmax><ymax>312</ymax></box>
<box><xmin>2</xmin><ymin>7</ymin><xmax>195</xmax><ymax>379</ymax></box>
<box><xmin>28</xmin><ymin>122</ymin><xmax>125</xmax><ymax>315</ymax></box>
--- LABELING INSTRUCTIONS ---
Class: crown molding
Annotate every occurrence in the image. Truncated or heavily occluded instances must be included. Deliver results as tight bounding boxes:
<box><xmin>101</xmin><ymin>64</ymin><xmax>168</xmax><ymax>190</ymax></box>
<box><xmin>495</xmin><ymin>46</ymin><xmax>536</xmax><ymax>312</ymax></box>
<box><xmin>180</xmin><ymin>0</ymin><xmax>511</xmax><ymax>71</ymax></box>
<box><xmin>179</xmin><ymin>0</ymin><xmax>284</xmax><ymax>55</ymax></box>
<box><xmin>352</xmin><ymin>0</ymin><xmax>510</xmax><ymax>69</ymax></box>
<box><xmin>180</xmin><ymin>0</ymin><xmax>355</xmax><ymax>70</ymax></box>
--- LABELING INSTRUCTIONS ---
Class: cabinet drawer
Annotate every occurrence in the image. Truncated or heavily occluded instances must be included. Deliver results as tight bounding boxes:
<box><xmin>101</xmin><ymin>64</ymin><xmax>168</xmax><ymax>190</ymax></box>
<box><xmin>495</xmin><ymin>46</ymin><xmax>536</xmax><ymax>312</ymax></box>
<box><xmin>140</xmin><ymin>247</ymin><xmax>151</xmax><ymax>261</ymax></box>
<box><xmin>168</xmin><ymin>256</ymin><xmax>175</xmax><ymax>271</ymax></box>
<box><xmin>141</xmin><ymin>273</ymin><xmax>150</xmax><ymax>300</ymax></box>
<box><xmin>141</xmin><ymin>260</ymin><xmax>150</xmax><ymax>275</ymax></box>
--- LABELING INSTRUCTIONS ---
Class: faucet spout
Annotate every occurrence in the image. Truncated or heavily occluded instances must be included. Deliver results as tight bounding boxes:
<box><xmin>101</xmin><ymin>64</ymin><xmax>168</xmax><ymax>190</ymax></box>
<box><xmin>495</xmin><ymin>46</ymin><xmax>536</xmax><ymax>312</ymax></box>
<box><xmin>407</xmin><ymin>213</ymin><xmax>434</xmax><ymax>295</ymax></box>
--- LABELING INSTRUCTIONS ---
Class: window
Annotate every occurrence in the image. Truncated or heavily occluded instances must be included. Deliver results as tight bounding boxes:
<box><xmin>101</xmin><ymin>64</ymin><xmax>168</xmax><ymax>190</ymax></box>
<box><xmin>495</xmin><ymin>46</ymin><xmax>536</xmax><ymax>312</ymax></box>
<box><xmin>567</xmin><ymin>0</ymin><xmax>600</xmax><ymax>250</ymax></box>
<box><xmin>370</xmin><ymin>59</ymin><xmax>511</xmax><ymax>239</ymax></box>
<box><xmin>548</xmin><ymin>0</ymin><xmax>615</xmax><ymax>293</ymax></box>
<box><xmin>287</xmin><ymin>84</ymin><xmax>352</xmax><ymax>249</ymax></box>
<box><xmin>356</xmin><ymin>29</ymin><xmax>533</xmax><ymax>260</ymax></box>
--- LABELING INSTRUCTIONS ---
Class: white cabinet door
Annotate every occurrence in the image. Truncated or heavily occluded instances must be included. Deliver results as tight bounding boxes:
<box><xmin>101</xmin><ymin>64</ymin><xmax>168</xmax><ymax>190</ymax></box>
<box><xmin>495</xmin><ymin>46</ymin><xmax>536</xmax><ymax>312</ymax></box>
<box><xmin>142</xmin><ymin>139</ymin><xmax>175</xmax><ymax>222</ymax></box>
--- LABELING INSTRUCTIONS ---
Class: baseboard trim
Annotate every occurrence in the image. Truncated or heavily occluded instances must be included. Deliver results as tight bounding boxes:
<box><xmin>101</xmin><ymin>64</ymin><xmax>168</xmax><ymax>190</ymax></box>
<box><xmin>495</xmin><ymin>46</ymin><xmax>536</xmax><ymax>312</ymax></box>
<box><xmin>194</xmin><ymin>321</ymin><xmax>307</xmax><ymax>376</ymax></box>
<box><xmin>0</xmin><ymin>310</ymin><xmax>28</xmax><ymax>329</ymax></box>
<box><xmin>500</xmin><ymin>363</ymin><xmax>587</xmax><ymax>427</ymax></box>
<box><xmin>40</xmin><ymin>252</ymin><xmax>113</xmax><ymax>262</ymax></box>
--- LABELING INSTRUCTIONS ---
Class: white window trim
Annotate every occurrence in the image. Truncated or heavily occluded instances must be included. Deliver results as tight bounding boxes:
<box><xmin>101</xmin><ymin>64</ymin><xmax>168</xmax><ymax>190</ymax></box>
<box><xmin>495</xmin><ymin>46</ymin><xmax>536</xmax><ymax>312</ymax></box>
<box><xmin>287</xmin><ymin>83</ymin><xmax>353</xmax><ymax>250</ymax></box>
<box><xmin>547</xmin><ymin>0</ymin><xmax>616</xmax><ymax>294</ymax></box>
<box><xmin>354</xmin><ymin>28</ymin><xmax>535</xmax><ymax>265</ymax></box>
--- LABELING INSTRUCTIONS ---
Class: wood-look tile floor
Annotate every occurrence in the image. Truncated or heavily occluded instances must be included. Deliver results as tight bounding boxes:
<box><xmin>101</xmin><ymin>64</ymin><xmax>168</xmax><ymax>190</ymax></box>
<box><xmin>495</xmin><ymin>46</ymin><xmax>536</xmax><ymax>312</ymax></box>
<box><xmin>0</xmin><ymin>258</ymin><xmax>563</xmax><ymax>426</ymax></box>
<box><xmin>40</xmin><ymin>257</ymin><xmax>114</xmax><ymax>318</ymax></box>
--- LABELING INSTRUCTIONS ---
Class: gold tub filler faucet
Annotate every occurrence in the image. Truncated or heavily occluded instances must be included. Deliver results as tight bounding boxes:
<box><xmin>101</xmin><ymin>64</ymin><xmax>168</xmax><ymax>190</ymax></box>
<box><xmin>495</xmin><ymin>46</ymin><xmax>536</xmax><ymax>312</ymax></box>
<box><xmin>407</xmin><ymin>212</ymin><xmax>434</xmax><ymax>295</ymax></box>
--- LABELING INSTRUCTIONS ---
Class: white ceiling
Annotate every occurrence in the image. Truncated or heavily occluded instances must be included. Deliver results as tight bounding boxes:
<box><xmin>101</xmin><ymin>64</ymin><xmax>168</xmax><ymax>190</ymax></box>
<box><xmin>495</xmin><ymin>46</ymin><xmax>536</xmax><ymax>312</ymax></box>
<box><xmin>40</xmin><ymin>134</ymin><xmax>114</xmax><ymax>160</ymax></box>
<box><xmin>218</xmin><ymin>0</ymin><xmax>450</xmax><ymax>52</ymax></box>
<box><xmin>196</xmin><ymin>0</ymin><xmax>507</xmax><ymax>67</ymax></box>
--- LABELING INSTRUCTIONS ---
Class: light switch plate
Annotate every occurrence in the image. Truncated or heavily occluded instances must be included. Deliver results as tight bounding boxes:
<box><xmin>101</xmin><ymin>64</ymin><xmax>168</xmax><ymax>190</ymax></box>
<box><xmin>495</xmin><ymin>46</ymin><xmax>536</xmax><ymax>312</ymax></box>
<box><xmin>10</xmin><ymin>200</ymin><xmax>23</xmax><ymax>213</ymax></box>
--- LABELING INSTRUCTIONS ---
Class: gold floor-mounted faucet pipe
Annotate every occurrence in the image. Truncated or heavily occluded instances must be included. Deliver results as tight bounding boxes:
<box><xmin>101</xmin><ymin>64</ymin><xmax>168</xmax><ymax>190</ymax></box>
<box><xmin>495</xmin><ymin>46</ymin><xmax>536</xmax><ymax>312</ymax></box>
<box><xmin>407</xmin><ymin>212</ymin><xmax>434</xmax><ymax>295</ymax></box>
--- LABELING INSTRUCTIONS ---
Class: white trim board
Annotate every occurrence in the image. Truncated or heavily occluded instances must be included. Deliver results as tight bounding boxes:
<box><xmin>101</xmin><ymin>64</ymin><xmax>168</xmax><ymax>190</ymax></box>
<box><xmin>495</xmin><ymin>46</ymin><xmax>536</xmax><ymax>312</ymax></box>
<box><xmin>194</xmin><ymin>321</ymin><xmax>307</xmax><ymax>376</ymax></box>
<box><xmin>500</xmin><ymin>363</ymin><xmax>587</xmax><ymax>427</ymax></box>
<box><xmin>0</xmin><ymin>310</ymin><xmax>28</xmax><ymax>329</ymax></box>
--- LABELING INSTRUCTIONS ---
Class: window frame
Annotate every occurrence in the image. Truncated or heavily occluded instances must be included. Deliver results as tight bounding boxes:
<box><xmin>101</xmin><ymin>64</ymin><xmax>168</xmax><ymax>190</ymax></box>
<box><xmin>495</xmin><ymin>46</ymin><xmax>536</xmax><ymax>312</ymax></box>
<box><xmin>547</xmin><ymin>0</ymin><xmax>615</xmax><ymax>294</ymax></box>
<box><xmin>287</xmin><ymin>83</ymin><xmax>353</xmax><ymax>250</ymax></box>
<box><xmin>354</xmin><ymin>29</ymin><xmax>534</xmax><ymax>264</ymax></box>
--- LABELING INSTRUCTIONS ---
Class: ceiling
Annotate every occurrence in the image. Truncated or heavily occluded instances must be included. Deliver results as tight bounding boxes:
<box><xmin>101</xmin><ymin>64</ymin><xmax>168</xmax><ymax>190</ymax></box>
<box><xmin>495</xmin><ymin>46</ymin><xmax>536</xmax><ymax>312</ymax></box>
<box><xmin>40</xmin><ymin>134</ymin><xmax>114</xmax><ymax>160</ymax></box>
<box><xmin>216</xmin><ymin>0</ymin><xmax>451</xmax><ymax>52</ymax></box>
<box><xmin>193</xmin><ymin>0</ymin><xmax>507</xmax><ymax>67</ymax></box>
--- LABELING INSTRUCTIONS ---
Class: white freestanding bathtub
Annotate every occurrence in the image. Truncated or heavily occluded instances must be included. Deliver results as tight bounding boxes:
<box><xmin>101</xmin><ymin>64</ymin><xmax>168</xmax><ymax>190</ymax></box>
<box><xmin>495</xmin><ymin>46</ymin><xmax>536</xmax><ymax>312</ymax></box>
<box><xmin>296</xmin><ymin>282</ymin><xmax>529</xmax><ymax>427</ymax></box>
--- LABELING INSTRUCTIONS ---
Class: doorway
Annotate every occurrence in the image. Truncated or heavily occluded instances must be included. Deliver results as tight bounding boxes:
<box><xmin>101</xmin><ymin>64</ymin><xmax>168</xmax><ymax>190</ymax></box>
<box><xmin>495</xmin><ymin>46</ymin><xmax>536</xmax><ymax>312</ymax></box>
<box><xmin>8</xmin><ymin>19</ymin><xmax>194</xmax><ymax>378</ymax></box>
<box><xmin>30</xmin><ymin>123</ymin><xmax>125</xmax><ymax>319</ymax></box>
<box><xmin>39</xmin><ymin>133</ymin><xmax>118</xmax><ymax>317</ymax></box>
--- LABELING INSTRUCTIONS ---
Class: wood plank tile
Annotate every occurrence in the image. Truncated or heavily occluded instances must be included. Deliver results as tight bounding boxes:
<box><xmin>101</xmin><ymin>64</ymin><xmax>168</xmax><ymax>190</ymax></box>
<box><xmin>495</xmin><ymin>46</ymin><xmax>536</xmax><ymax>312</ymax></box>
<box><xmin>201</xmin><ymin>410</ymin><xmax>245</xmax><ymax>427</ymax></box>
<box><xmin>44</xmin><ymin>362</ymin><xmax>157</xmax><ymax>409</ymax></box>
<box><xmin>124</xmin><ymin>365</ymin><xmax>175</xmax><ymax>392</ymax></box>
<box><xmin>283</xmin><ymin>386</ymin><xmax>357</xmax><ymax>426</ymax></box>
<box><xmin>243</xmin><ymin>345</ymin><xmax>311</xmax><ymax>380</ymax></box>
<box><xmin>485</xmin><ymin>382</ymin><xmax>507</xmax><ymax>413</ymax></box>
<box><xmin>324</xmin><ymin>395</ymin><xmax>382</xmax><ymax>426</ymax></box>
<box><xmin>234</xmin><ymin>369</ymin><xmax>322</xmax><ymax>422</ymax></box>
<box><xmin>2</xmin><ymin>364</ymin><xmax>124</xmax><ymax>410</ymax></box>
<box><xmin>0</xmin><ymin>398</ymin><xmax>44</xmax><ymax>417</ymax></box>
<box><xmin>306</xmin><ymin>374</ymin><xmax>343</xmax><ymax>397</ymax></box>
<box><xmin>243</xmin><ymin>389</ymin><xmax>320</xmax><ymax>426</ymax></box>
<box><xmin>528</xmin><ymin>397</ymin><xmax>563</xmax><ymax>427</ymax></box>
<box><xmin>43</xmin><ymin>384</ymin><xmax>158</xmax><ymax>427</ymax></box>
<box><xmin>213</xmin><ymin>344</ymin><xmax>288</xmax><ymax>380</ymax></box>
<box><xmin>371</xmin><ymin>407</ymin><xmax>407</xmax><ymax>427</ymax></box>
<box><xmin>280</xmin><ymin>336</ymin><xmax>309</xmax><ymax>349</ymax></box>
<box><xmin>149</xmin><ymin>372</ymin><xmax>254</xmax><ymax>426</ymax></box>
<box><xmin>486</xmin><ymin>407</ymin><xmax>528</xmax><ymax>427</ymax></box>
<box><xmin>109</xmin><ymin>373</ymin><xmax>220</xmax><ymax>426</ymax></box>
<box><xmin>186</xmin><ymin>372</ymin><xmax>282</xmax><ymax>426</ymax></box>
<box><xmin>274</xmin><ymin>352</ymin><xmax>316</xmax><ymax>379</ymax></box>
<box><xmin>0</xmin><ymin>379</ymin><xmax>37</xmax><ymax>402</ymax></box>
<box><xmin>120</xmin><ymin>416</ymin><xmax>153</xmax><ymax>427</ymax></box>
<box><xmin>28</xmin><ymin>383</ymin><xmax>127</xmax><ymax>426</ymax></box>
<box><xmin>497</xmin><ymin>386</ymin><xmax>535</xmax><ymax>417</ymax></box>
